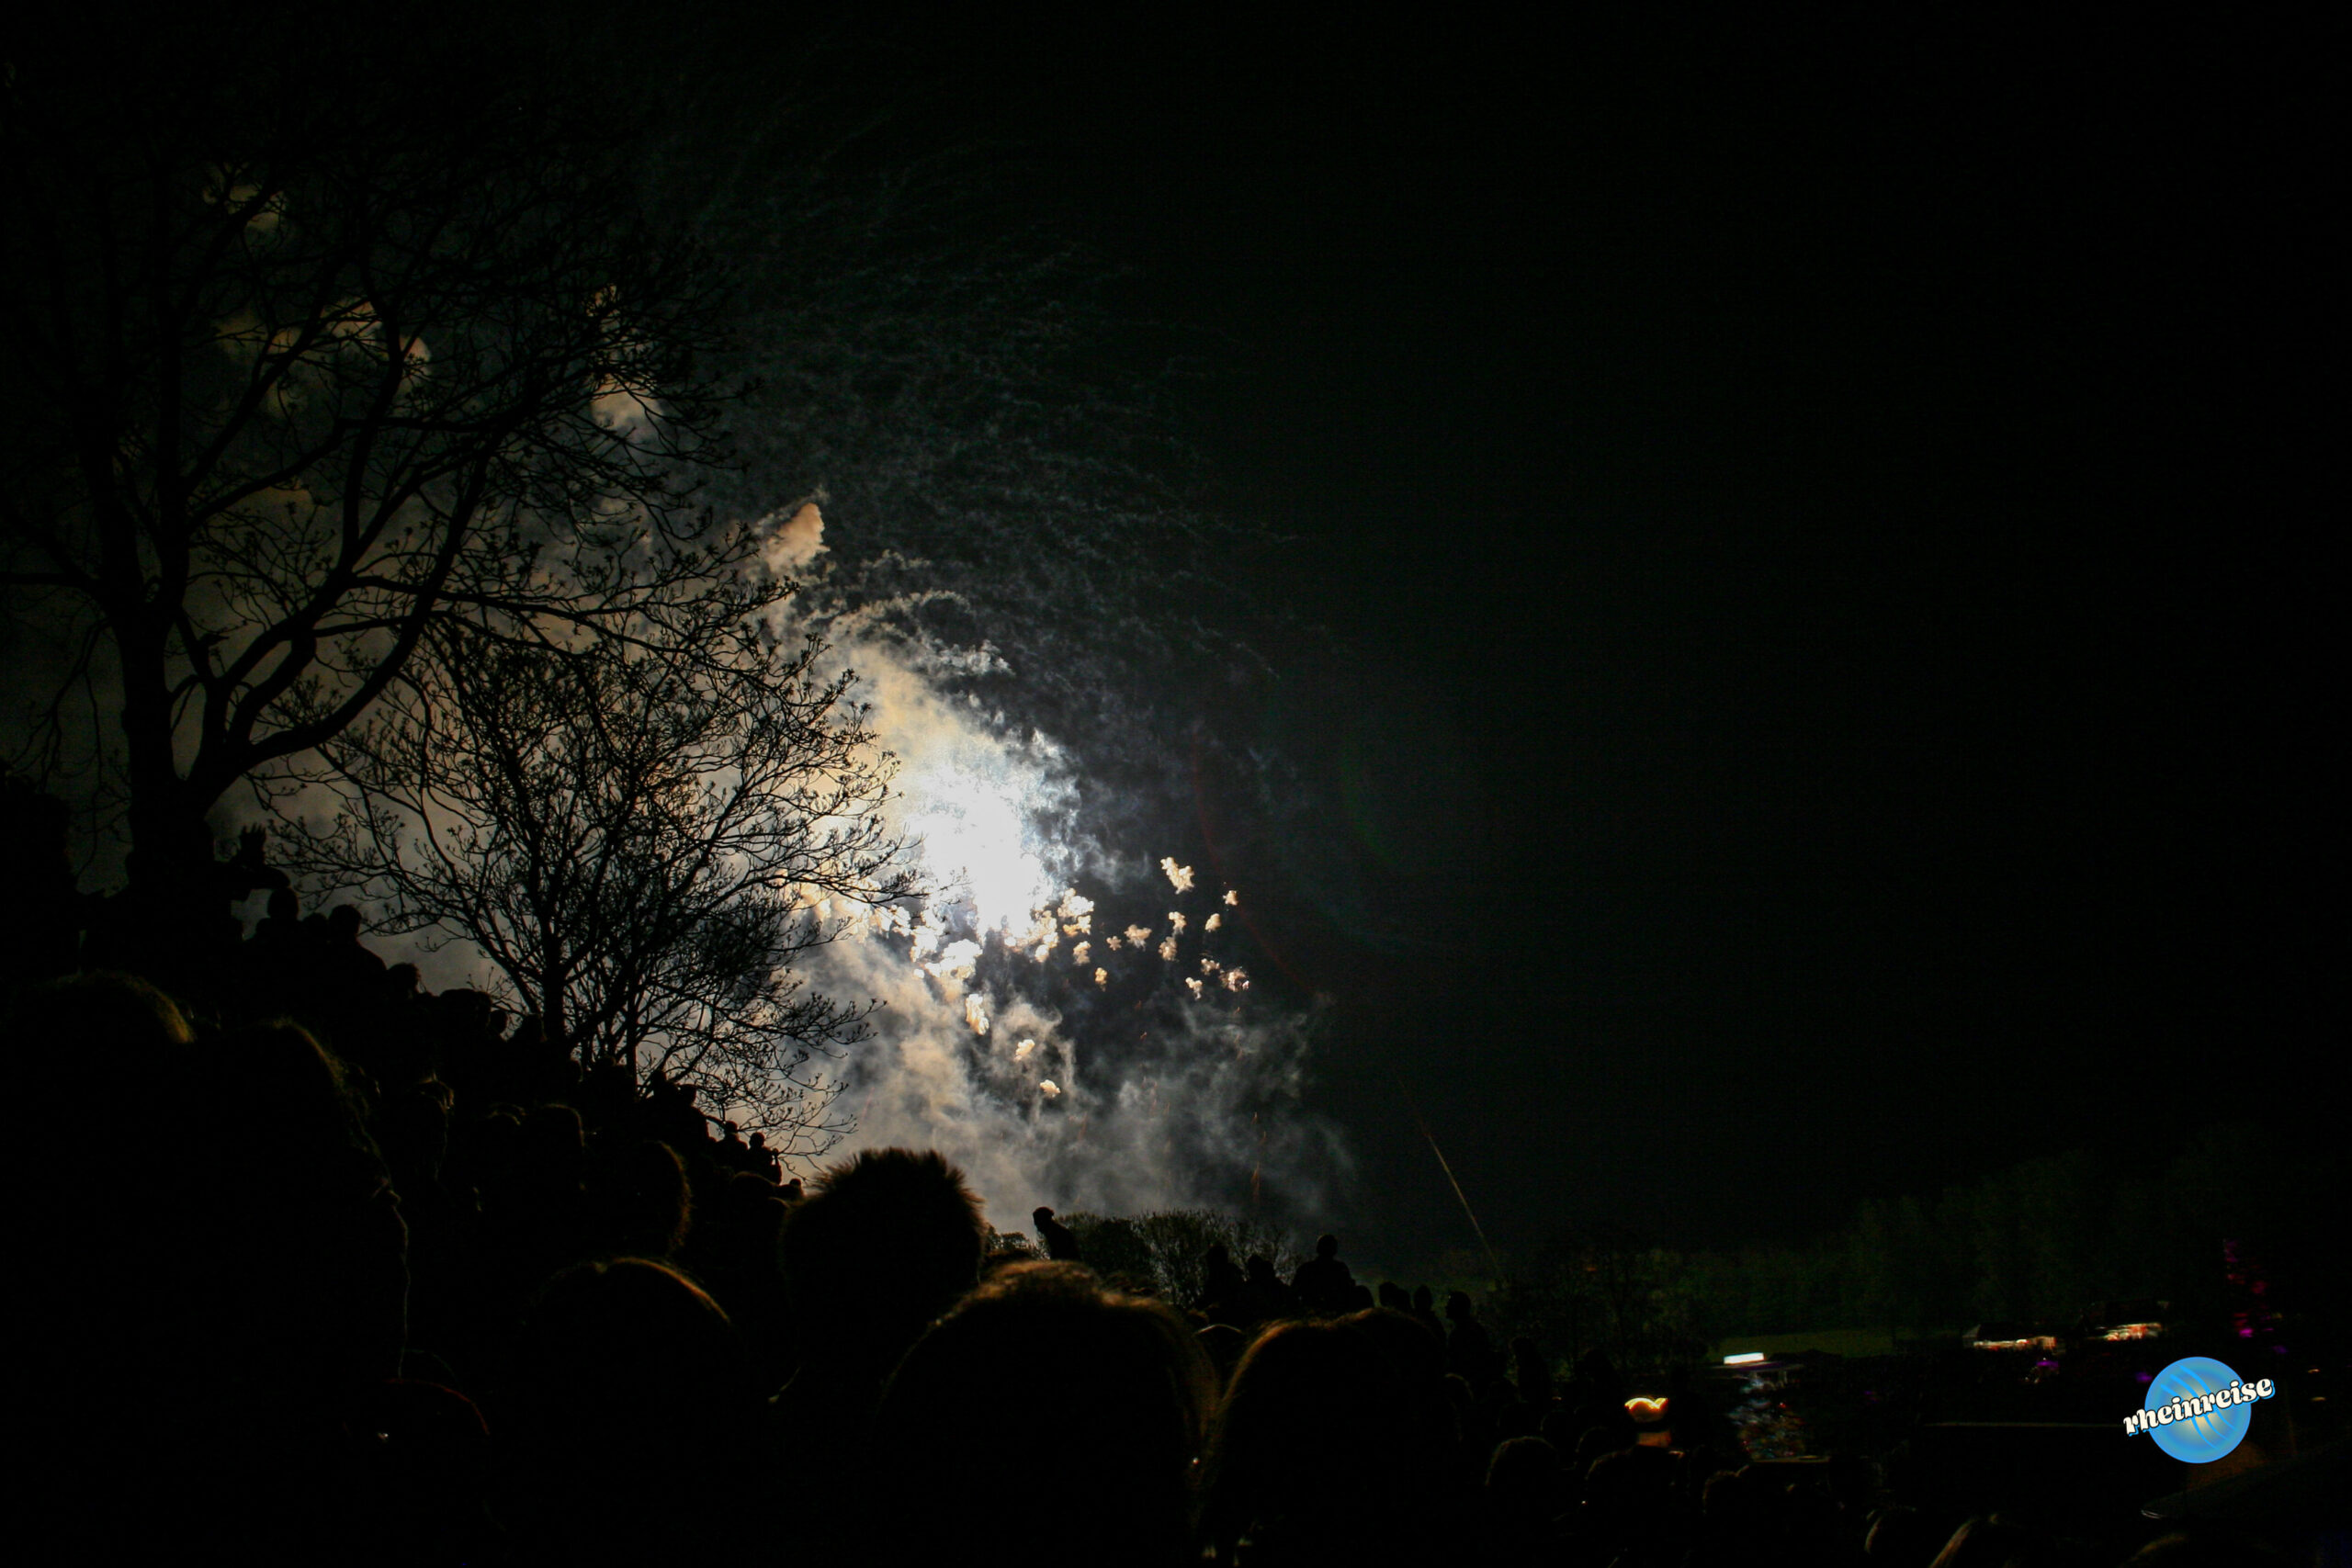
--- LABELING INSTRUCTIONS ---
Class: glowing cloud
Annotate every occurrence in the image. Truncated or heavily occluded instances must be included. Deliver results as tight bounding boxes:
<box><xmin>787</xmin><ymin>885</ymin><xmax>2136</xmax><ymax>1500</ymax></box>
<box><xmin>1161</xmin><ymin>858</ymin><xmax>1194</xmax><ymax>893</ymax></box>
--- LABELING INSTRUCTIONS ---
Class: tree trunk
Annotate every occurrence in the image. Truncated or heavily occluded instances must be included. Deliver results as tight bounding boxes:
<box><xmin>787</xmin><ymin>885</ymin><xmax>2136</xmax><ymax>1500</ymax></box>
<box><xmin>111</xmin><ymin>616</ymin><xmax>225</xmax><ymax>985</ymax></box>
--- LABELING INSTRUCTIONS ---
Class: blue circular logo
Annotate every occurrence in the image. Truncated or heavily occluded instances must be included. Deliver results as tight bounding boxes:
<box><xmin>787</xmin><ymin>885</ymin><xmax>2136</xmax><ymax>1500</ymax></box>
<box><xmin>2143</xmin><ymin>1357</ymin><xmax>2254</xmax><ymax>1462</ymax></box>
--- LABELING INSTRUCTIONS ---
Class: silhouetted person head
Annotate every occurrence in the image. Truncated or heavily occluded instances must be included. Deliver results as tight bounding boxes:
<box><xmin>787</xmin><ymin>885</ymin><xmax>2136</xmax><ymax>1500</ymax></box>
<box><xmin>1335</xmin><ymin>1303</ymin><xmax>1437</xmax><ymax>1373</ymax></box>
<box><xmin>518</xmin><ymin>1257</ymin><xmax>746</xmax><ymax>1428</ymax></box>
<box><xmin>870</xmin><ymin>1261</ymin><xmax>1215</xmax><ymax>1568</ymax></box>
<box><xmin>12</xmin><ymin>973</ymin><xmax>198</xmax><ymax>1382</ymax></box>
<box><xmin>11</xmin><ymin>968</ymin><xmax>192</xmax><ymax>1067</ymax></box>
<box><xmin>778</xmin><ymin>1146</ymin><xmax>985</xmax><ymax>1409</ymax></box>
<box><xmin>1864</xmin><ymin>1503</ymin><xmax>1941</xmax><ymax>1565</ymax></box>
<box><xmin>520</xmin><ymin>1100</ymin><xmax>585</xmax><ymax>1161</ymax></box>
<box><xmin>1574</xmin><ymin>1416</ymin><xmax>1634</xmax><ymax>1470</ymax></box>
<box><xmin>176</xmin><ymin>1021</ymin><xmax>410</xmax><ymax>1392</ymax></box>
<box><xmin>1203</xmin><ymin>1312</ymin><xmax>1455</xmax><ymax>1562</ymax></box>
<box><xmin>595</xmin><ymin>1138</ymin><xmax>692</xmax><ymax>1258</ymax></box>
<box><xmin>18</xmin><ymin>1006</ymin><xmax>413</xmax><ymax>1568</ymax></box>
<box><xmin>511</xmin><ymin>1258</ymin><xmax>758</xmax><ymax>1562</ymax></box>
<box><xmin>1486</xmin><ymin>1434</ymin><xmax>1563</xmax><ymax>1530</ymax></box>
<box><xmin>1581</xmin><ymin>1446</ymin><xmax>1679</xmax><ymax>1554</ymax></box>
<box><xmin>1316</xmin><ymin>1233</ymin><xmax>1338</xmax><ymax>1258</ymax></box>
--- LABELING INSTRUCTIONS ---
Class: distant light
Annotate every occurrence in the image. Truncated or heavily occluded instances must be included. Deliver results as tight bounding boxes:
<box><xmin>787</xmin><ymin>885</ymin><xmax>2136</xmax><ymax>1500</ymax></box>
<box><xmin>1724</xmin><ymin>1352</ymin><xmax>1766</xmax><ymax>1365</ymax></box>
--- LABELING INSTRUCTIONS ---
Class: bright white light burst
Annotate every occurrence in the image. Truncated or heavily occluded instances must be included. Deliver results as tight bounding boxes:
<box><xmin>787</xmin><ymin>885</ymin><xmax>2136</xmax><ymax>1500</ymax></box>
<box><xmin>899</xmin><ymin>761</ymin><xmax>1056</xmax><ymax>932</ymax></box>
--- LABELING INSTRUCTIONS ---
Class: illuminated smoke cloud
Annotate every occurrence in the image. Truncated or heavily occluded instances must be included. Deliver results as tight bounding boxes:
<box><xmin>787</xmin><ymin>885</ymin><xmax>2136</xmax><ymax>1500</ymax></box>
<box><xmin>754</xmin><ymin>521</ymin><xmax>1346</xmax><ymax>1229</ymax></box>
<box><xmin>760</xmin><ymin>500</ymin><xmax>829</xmax><ymax>574</ymax></box>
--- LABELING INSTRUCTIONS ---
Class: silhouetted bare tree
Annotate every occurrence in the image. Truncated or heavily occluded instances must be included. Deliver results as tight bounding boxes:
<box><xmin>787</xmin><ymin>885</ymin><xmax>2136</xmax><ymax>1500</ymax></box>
<box><xmin>288</xmin><ymin>600</ymin><xmax>910</xmax><ymax>1151</ymax></box>
<box><xmin>1</xmin><ymin>10</ymin><xmax>733</xmax><ymax>919</ymax></box>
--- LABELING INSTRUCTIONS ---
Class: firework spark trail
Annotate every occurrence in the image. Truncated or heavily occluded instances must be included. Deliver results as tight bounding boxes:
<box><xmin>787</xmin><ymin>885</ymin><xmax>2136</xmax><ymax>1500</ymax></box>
<box><xmin>1406</xmin><ymin>1099</ymin><xmax>1502</xmax><ymax>1281</ymax></box>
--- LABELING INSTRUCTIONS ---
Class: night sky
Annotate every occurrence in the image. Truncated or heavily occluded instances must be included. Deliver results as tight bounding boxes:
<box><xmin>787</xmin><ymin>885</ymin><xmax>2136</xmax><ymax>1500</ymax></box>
<box><xmin>707</xmin><ymin>11</ymin><xmax>2334</xmax><ymax>1264</ymax></box>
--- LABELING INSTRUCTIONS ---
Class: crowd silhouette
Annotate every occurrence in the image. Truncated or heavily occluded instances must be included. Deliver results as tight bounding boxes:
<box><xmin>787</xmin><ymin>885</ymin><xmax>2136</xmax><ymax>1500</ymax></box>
<box><xmin>4</xmin><ymin>840</ymin><xmax>2334</xmax><ymax>1565</ymax></box>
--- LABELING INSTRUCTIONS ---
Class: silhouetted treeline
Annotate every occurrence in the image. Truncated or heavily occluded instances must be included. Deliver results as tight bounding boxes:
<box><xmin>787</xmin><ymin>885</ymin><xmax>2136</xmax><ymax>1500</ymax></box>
<box><xmin>1491</xmin><ymin>1134</ymin><xmax>2342</xmax><ymax>1374</ymax></box>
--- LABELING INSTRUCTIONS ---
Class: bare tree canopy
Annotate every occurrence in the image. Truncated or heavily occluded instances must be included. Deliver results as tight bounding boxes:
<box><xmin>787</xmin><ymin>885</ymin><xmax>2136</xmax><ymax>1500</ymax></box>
<box><xmin>286</xmin><ymin>603</ymin><xmax>911</xmax><ymax>1150</ymax></box>
<box><xmin>1</xmin><ymin>7</ymin><xmax>734</xmax><ymax>912</ymax></box>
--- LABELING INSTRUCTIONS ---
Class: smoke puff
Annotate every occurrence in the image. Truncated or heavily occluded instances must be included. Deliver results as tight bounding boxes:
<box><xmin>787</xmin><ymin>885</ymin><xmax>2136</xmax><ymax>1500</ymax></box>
<box><xmin>785</xmin><ymin>610</ymin><xmax>1347</xmax><ymax>1231</ymax></box>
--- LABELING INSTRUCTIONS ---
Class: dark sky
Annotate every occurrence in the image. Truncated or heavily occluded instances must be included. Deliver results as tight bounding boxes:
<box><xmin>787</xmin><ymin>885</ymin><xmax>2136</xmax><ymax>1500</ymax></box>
<box><xmin>739</xmin><ymin>11</ymin><xmax>2335</xmax><ymax>1263</ymax></box>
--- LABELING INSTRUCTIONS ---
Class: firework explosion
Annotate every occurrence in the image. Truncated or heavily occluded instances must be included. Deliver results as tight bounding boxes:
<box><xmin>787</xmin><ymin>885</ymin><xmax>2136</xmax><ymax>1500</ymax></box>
<box><xmin>760</xmin><ymin>504</ymin><xmax>1346</xmax><ymax>1232</ymax></box>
